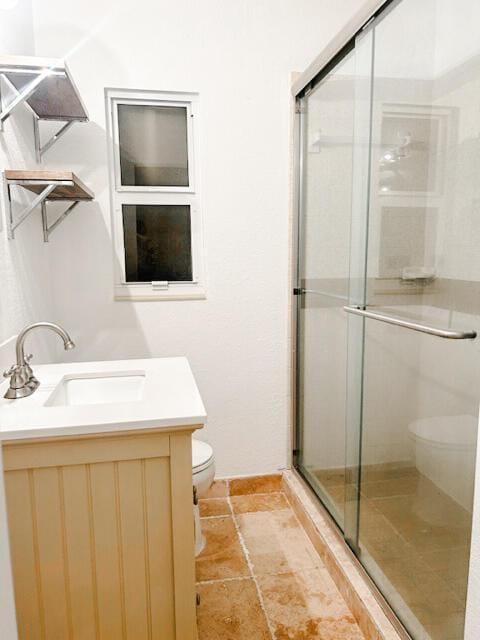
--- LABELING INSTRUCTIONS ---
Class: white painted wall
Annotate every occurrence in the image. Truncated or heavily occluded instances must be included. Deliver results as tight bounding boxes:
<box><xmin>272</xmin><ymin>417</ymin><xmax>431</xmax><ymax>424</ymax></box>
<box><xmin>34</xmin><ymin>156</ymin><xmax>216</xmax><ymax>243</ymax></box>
<box><xmin>2</xmin><ymin>0</ymin><xmax>477</xmax><ymax>635</ymax></box>
<box><xmin>29</xmin><ymin>0</ymin><xmax>360</xmax><ymax>477</ymax></box>
<box><xmin>0</xmin><ymin>0</ymin><xmax>57</xmax><ymax>362</ymax></box>
<box><xmin>0</xmin><ymin>2</ymin><xmax>42</xmax><ymax>637</ymax></box>
<box><xmin>0</xmin><ymin>0</ymin><xmax>33</xmax><ymax>56</ymax></box>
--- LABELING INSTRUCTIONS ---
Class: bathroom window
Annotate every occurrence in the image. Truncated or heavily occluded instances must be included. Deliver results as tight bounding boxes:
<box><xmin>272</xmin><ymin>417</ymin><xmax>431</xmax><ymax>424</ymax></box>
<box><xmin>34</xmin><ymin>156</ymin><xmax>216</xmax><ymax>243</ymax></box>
<box><xmin>122</xmin><ymin>204</ymin><xmax>192</xmax><ymax>282</ymax></box>
<box><xmin>106</xmin><ymin>88</ymin><xmax>204</xmax><ymax>300</ymax></box>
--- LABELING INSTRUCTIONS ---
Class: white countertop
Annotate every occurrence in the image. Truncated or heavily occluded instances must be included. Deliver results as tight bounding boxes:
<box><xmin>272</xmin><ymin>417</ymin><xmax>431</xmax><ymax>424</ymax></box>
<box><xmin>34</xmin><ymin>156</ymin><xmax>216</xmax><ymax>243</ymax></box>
<box><xmin>0</xmin><ymin>357</ymin><xmax>207</xmax><ymax>441</ymax></box>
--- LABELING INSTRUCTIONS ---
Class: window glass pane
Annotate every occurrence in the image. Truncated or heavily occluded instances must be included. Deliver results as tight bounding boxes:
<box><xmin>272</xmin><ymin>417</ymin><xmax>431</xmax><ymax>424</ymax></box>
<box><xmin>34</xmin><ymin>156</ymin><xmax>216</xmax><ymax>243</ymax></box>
<box><xmin>117</xmin><ymin>104</ymin><xmax>189</xmax><ymax>187</ymax></box>
<box><xmin>122</xmin><ymin>204</ymin><xmax>192</xmax><ymax>282</ymax></box>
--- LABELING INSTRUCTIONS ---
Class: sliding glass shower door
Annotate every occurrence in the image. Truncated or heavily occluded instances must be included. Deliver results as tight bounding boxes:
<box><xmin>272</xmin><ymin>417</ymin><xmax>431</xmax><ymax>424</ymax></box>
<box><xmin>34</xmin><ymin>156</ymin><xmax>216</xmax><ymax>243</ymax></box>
<box><xmin>295</xmin><ymin>11</ymin><xmax>374</xmax><ymax>529</ymax></box>
<box><xmin>295</xmin><ymin>44</ymin><xmax>356</xmax><ymax>528</ymax></box>
<box><xmin>295</xmin><ymin>1</ymin><xmax>480</xmax><ymax>639</ymax></box>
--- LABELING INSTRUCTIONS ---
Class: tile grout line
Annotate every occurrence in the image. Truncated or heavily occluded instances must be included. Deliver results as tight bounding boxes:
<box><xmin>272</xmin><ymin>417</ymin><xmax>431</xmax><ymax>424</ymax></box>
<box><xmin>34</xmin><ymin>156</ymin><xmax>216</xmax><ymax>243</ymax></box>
<box><xmin>200</xmin><ymin>504</ymin><xmax>290</xmax><ymax>519</ymax></box>
<box><xmin>196</xmin><ymin>575</ymin><xmax>253</xmax><ymax>586</ymax></box>
<box><xmin>196</xmin><ymin>566</ymin><xmax>334</xmax><ymax>586</ymax></box>
<box><xmin>363</xmin><ymin>497</ymin><xmax>467</xmax><ymax>602</ymax></box>
<box><xmin>200</xmin><ymin>502</ymin><xmax>291</xmax><ymax>520</ymax></box>
<box><xmin>226</xmin><ymin>494</ymin><xmax>276</xmax><ymax>640</ymax></box>
<box><xmin>203</xmin><ymin>490</ymin><xmax>285</xmax><ymax>500</ymax></box>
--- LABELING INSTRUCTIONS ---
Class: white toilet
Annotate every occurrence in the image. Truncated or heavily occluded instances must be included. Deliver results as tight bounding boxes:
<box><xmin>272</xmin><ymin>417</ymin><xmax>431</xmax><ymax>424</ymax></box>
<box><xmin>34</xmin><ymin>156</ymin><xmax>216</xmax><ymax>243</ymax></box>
<box><xmin>192</xmin><ymin>438</ymin><xmax>215</xmax><ymax>555</ymax></box>
<box><xmin>408</xmin><ymin>414</ymin><xmax>477</xmax><ymax>514</ymax></box>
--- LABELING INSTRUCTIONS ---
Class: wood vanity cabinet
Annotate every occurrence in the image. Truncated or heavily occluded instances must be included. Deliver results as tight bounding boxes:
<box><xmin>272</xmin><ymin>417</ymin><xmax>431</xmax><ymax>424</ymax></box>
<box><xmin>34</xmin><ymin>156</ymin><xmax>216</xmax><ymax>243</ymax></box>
<box><xmin>2</xmin><ymin>426</ymin><xmax>199</xmax><ymax>640</ymax></box>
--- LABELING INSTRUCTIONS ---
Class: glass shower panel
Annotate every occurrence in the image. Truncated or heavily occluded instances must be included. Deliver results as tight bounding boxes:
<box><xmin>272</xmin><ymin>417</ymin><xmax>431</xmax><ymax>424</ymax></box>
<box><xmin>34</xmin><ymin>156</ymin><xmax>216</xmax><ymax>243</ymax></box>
<box><xmin>343</xmin><ymin>25</ymin><xmax>375</xmax><ymax>548</ymax></box>
<box><xmin>296</xmin><ymin>47</ymin><xmax>358</xmax><ymax>528</ymax></box>
<box><xmin>354</xmin><ymin>1</ymin><xmax>480</xmax><ymax>638</ymax></box>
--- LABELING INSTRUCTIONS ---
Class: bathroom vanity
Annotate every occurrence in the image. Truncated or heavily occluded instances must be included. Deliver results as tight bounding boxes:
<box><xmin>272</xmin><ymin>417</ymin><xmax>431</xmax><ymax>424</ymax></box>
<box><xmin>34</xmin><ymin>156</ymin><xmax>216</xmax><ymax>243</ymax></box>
<box><xmin>0</xmin><ymin>357</ymin><xmax>206</xmax><ymax>640</ymax></box>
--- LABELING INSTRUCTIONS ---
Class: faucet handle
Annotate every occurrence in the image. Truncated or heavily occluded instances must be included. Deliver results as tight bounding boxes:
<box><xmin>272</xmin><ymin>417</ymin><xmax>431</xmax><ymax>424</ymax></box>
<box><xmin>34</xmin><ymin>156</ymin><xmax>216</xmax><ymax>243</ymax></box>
<box><xmin>23</xmin><ymin>353</ymin><xmax>34</xmax><ymax>380</ymax></box>
<box><xmin>3</xmin><ymin>364</ymin><xmax>16</xmax><ymax>379</ymax></box>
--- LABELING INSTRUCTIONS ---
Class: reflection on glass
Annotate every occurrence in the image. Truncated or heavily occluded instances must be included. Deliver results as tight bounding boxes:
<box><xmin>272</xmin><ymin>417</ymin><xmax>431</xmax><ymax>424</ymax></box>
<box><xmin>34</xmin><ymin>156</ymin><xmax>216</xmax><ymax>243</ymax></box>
<box><xmin>355</xmin><ymin>0</ymin><xmax>480</xmax><ymax>638</ymax></box>
<box><xmin>378</xmin><ymin>108</ymin><xmax>444</xmax><ymax>195</ymax></box>
<box><xmin>118</xmin><ymin>104</ymin><xmax>189</xmax><ymax>187</ymax></box>
<box><xmin>296</xmin><ymin>47</ymin><xmax>357</xmax><ymax>529</ymax></box>
<box><xmin>296</xmin><ymin>0</ymin><xmax>480</xmax><ymax>638</ymax></box>
<box><xmin>122</xmin><ymin>204</ymin><xmax>192</xmax><ymax>282</ymax></box>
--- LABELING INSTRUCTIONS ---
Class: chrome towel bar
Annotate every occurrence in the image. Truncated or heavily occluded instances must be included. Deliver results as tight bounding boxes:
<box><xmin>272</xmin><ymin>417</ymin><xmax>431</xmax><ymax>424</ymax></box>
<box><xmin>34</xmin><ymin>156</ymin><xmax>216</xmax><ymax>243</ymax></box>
<box><xmin>343</xmin><ymin>306</ymin><xmax>477</xmax><ymax>340</ymax></box>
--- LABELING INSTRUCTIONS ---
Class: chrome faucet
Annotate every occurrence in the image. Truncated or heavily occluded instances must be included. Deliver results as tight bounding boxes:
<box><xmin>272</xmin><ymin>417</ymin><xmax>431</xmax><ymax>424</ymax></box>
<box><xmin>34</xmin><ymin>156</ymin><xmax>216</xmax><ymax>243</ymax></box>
<box><xmin>3</xmin><ymin>322</ymin><xmax>75</xmax><ymax>400</ymax></box>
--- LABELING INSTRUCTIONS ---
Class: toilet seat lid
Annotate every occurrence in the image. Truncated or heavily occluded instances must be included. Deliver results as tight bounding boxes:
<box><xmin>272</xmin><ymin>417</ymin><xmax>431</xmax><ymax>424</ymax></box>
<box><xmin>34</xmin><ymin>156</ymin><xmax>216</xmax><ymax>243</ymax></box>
<box><xmin>192</xmin><ymin>439</ymin><xmax>213</xmax><ymax>472</ymax></box>
<box><xmin>409</xmin><ymin>414</ymin><xmax>477</xmax><ymax>447</ymax></box>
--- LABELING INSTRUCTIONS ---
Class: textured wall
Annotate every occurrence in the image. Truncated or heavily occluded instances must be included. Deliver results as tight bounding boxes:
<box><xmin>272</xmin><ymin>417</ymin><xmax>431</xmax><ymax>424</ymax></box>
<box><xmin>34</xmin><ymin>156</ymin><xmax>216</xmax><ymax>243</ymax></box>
<box><xmin>0</xmin><ymin>0</ymin><xmax>58</xmax><ymax>364</ymax></box>
<box><xmin>31</xmin><ymin>0</ymin><xmax>360</xmax><ymax>477</ymax></box>
<box><xmin>0</xmin><ymin>2</ymin><xmax>43</xmax><ymax>637</ymax></box>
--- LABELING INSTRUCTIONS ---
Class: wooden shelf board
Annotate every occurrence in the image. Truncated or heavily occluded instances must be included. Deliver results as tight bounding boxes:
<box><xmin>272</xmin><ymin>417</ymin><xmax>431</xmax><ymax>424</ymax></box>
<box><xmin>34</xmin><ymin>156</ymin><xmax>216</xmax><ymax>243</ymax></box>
<box><xmin>0</xmin><ymin>55</ymin><xmax>88</xmax><ymax>122</ymax></box>
<box><xmin>5</xmin><ymin>170</ymin><xmax>94</xmax><ymax>200</ymax></box>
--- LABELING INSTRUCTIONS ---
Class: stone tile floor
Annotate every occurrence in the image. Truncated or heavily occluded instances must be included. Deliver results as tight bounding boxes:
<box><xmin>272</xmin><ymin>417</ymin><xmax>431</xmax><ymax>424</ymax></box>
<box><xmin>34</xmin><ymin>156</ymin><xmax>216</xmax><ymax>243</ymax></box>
<box><xmin>195</xmin><ymin>475</ymin><xmax>365</xmax><ymax>640</ymax></box>
<box><xmin>314</xmin><ymin>465</ymin><xmax>471</xmax><ymax>640</ymax></box>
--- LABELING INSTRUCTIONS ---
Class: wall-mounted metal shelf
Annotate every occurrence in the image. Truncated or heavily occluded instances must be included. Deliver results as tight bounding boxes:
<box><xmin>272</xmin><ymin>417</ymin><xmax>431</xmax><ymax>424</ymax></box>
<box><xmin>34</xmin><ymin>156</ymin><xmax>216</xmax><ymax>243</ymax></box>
<box><xmin>0</xmin><ymin>55</ymin><xmax>88</xmax><ymax>162</ymax></box>
<box><xmin>4</xmin><ymin>170</ymin><xmax>94</xmax><ymax>242</ymax></box>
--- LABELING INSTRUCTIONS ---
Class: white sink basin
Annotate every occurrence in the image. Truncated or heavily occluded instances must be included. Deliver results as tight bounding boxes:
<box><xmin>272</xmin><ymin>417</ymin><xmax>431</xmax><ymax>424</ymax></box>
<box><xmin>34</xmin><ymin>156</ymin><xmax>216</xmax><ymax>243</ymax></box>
<box><xmin>45</xmin><ymin>372</ymin><xmax>145</xmax><ymax>407</ymax></box>
<box><xmin>0</xmin><ymin>358</ymin><xmax>207</xmax><ymax>440</ymax></box>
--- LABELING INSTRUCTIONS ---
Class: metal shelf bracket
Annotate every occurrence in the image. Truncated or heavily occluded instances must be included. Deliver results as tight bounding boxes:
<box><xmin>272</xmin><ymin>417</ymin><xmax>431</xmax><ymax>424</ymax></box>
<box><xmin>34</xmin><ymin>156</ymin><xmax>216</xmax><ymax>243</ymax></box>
<box><xmin>0</xmin><ymin>70</ymin><xmax>51</xmax><ymax>132</ymax></box>
<box><xmin>32</xmin><ymin>118</ymin><xmax>76</xmax><ymax>163</ymax></box>
<box><xmin>0</xmin><ymin>56</ymin><xmax>88</xmax><ymax>159</ymax></box>
<box><xmin>5</xmin><ymin>177</ymin><xmax>79</xmax><ymax>241</ymax></box>
<box><xmin>41</xmin><ymin>200</ymin><xmax>79</xmax><ymax>242</ymax></box>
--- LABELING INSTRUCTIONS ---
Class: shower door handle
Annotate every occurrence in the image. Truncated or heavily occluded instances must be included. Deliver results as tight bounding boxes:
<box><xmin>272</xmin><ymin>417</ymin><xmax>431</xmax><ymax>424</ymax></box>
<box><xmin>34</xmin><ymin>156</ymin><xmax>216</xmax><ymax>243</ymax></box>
<box><xmin>343</xmin><ymin>306</ymin><xmax>477</xmax><ymax>340</ymax></box>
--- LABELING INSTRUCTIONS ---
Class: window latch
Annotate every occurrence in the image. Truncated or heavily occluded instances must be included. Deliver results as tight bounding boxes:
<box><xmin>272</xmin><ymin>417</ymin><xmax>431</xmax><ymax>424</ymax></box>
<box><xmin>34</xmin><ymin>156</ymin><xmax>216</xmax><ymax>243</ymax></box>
<box><xmin>152</xmin><ymin>281</ymin><xmax>169</xmax><ymax>290</ymax></box>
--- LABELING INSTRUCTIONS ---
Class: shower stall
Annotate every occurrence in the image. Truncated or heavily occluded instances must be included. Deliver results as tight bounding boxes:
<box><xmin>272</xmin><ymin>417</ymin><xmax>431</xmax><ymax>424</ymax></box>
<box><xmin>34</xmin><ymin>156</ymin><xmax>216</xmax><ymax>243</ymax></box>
<box><xmin>293</xmin><ymin>1</ymin><xmax>480</xmax><ymax>638</ymax></box>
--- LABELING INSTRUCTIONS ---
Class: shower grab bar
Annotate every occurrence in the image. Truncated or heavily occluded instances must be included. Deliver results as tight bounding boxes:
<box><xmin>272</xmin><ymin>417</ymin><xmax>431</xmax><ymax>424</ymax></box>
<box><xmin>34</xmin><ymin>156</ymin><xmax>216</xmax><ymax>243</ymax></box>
<box><xmin>343</xmin><ymin>306</ymin><xmax>477</xmax><ymax>340</ymax></box>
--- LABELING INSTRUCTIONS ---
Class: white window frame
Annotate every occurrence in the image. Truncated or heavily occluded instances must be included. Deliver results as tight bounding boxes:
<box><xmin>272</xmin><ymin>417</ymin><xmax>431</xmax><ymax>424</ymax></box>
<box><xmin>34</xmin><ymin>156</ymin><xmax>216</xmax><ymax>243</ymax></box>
<box><xmin>105</xmin><ymin>87</ymin><xmax>205</xmax><ymax>301</ymax></box>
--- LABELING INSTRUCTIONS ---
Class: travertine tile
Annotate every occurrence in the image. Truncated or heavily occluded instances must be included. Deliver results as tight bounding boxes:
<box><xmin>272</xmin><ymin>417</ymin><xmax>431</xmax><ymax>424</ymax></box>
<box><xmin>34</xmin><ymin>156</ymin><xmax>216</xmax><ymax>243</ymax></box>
<box><xmin>420</xmin><ymin>546</ymin><xmax>471</xmax><ymax>582</ymax></box>
<box><xmin>360</xmin><ymin>475</ymin><xmax>419</xmax><ymax>499</ymax></box>
<box><xmin>199</xmin><ymin>498</ymin><xmax>231</xmax><ymax>518</ymax></box>
<box><xmin>197</xmin><ymin>579</ymin><xmax>271</xmax><ymax>640</ymax></box>
<box><xmin>313</xmin><ymin>462</ymin><xmax>419</xmax><ymax>487</ymax></box>
<box><xmin>313</xmin><ymin>468</ymin><xmax>346</xmax><ymax>487</ymax></box>
<box><xmin>258</xmin><ymin>569</ymin><xmax>364</xmax><ymax>640</ymax></box>
<box><xmin>327</xmin><ymin>484</ymin><xmax>346</xmax><ymax>506</ymax></box>
<box><xmin>372</xmin><ymin>490</ymin><xmax>471</xmax><ymax>532</ymax></box>
<box><xmin>196</xmin><ymin>482</ymin><xmax>369</xmax><ymax>640</ymax></box>
<box><xmin>196</xmin><ymin>516</ymin><xmax>249</xmax><ymax>582</ymax></box>
<box><xmin>283</xmin><ymin>470</ymin><xmax>400</xmax><ymax>640</ymax></box>
<box><xmin>230</xmin><ymin>492</ymin><xmax>289</xmax><ymax>514</ymax></box>
<box><xmin>237</xmin><ymin>509</ymin><xmax>321</xmax><ymax>576</ymax></box>
<box><xmin>358</xmin><ymin>474</ymin><xmax>471</xmax><ymax>640</ymax></box>
<box><xmin>423</xmin><ymin>611</ymin><xmax>466</xmax><ymax>640</ymax></box>
<box><xmin>195</xmin><ymin>471</ymin><xmax>471</xmax><ymax>640</ymax></box>
<box><xmin>229</xmin><ymin>474</ymin><xmax>282</xmax><ymax>496</ymax></box>
<box><xmin>445</xmin><ymin>578</ymin><xmax>468</xmax><ymax>603</ymax></box>
<box><xmin>381</xmin><ymin>569</ymin><xmax>463</xmax><ymax>629</ymax></box>
<box><xmin>372</xmin><ymin>555</ymin><xmax>431</xmax><ymax>583</ymax></box>
<box><xmin>203</xmin><ymin>479</ymin><xmax>229</xmax><ymax>499</ymax></box>
<box><xmin>361</xmin><ymin>464</ymin><xmax>419</xmax><ymax>483</ymax></box>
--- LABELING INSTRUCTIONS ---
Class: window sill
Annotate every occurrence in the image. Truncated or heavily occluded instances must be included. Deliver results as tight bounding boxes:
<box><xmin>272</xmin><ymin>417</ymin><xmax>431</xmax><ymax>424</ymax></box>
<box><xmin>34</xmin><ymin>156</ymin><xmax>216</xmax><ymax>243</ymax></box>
<box><xmin>114</xmin><ymin>283</ymin><xmax>206</xmax><ymax>302</ymax></box>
